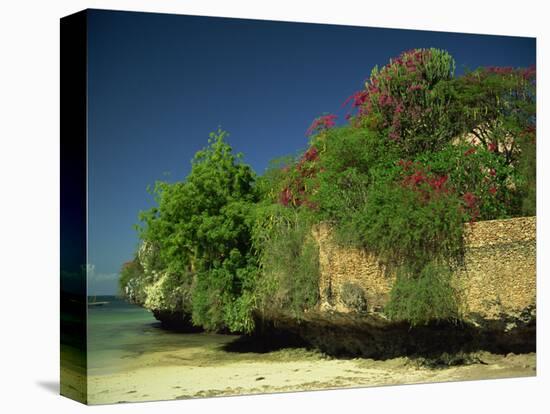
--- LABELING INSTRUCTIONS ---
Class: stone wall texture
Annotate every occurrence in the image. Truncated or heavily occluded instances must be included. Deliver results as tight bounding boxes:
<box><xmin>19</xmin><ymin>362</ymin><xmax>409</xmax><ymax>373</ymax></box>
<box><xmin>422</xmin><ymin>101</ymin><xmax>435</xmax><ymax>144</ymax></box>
<box><xmin>314</xmin><ymin>216</ymin><xmax>536</xmax><ymax>322</ymax></box>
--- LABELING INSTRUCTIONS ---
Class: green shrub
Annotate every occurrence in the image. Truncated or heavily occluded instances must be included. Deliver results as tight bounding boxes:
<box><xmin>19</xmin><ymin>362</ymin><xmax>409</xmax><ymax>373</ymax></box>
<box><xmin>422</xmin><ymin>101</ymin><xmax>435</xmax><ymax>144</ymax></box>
<box><xmin>253</xmin><ymin>206</ymin><xmax>320</xmax><ymax>317</ymax></box>
<box><xmin>353</xmin><ymin>177</ymin><xmax>465</xmax><ymax>270</ymax></box>
<box><xmin>312</xmin><ymin>126</ymin><xmax>398</xmax><ymax>226</ymax></box>
<box><xmin>385</xmin><ymin>262</ymin><xmax>459</xmax><ymax>326</ymax></box>
<box><xmin>191</xmin><ymin>251</ymin><xmax>258</xmax><ymax>333</ymax></box>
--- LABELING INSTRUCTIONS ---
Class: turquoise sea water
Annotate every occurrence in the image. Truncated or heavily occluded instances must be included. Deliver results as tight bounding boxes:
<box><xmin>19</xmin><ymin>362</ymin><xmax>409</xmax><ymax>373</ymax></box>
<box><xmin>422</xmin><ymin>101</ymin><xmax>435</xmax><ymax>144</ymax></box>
<box><xmin>88</xmin><ymin>296</ymin><xmax>157</xmax><ymax>375</ymax></box>
<box><xmin>87</xmin><ymin>297</ymin><xmax>236</xmax><ymax>376</ymax></box>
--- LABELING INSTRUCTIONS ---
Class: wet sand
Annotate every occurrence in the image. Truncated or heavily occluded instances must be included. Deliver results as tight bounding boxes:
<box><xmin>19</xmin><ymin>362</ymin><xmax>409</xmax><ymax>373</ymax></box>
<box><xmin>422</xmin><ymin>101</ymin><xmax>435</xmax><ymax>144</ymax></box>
<box><xmin>87</xmin><ymin>333</ymin><xmax>536</xmax><ymax>405</ymax></box>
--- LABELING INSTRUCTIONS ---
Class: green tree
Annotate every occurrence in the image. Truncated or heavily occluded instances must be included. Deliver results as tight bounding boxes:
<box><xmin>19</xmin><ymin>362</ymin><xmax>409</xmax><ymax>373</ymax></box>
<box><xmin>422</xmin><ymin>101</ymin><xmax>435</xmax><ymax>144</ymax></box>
<box><xmin>346</xmin><ymin>48</ymin><xmax>460</xmax><ymax>156</ymax></box>
<box><xmin>450</xmin><ymin>66</ymin><xmax>536</xmax><ymax>166</ymax></box>
<box><xmin>137</xmin><ymin>129</ymin><xmax>258</xmax><ymax>332</ymax></box>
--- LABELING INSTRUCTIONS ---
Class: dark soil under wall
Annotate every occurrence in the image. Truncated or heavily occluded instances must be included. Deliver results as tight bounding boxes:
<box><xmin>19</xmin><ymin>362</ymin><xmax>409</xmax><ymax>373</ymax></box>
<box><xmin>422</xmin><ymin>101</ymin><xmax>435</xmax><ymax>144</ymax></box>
<box><xmin>251</xmin><ymin>310</ymin><xmax>536</xmax><ymax>359</ymax></box>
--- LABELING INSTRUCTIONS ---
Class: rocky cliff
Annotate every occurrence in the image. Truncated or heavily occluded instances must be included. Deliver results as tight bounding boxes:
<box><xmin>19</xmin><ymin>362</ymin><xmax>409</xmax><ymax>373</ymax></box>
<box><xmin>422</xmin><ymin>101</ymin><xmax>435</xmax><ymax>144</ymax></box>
<box><xmin>256</xmin><ymin>217</ymin><xmax>536</xmax><ymax>357</ymax></box>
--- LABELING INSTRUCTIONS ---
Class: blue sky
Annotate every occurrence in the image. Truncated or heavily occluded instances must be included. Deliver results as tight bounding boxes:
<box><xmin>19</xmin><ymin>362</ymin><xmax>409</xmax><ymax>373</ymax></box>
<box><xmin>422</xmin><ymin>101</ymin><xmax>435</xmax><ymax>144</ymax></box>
<box><xmin>86</xmin><ymin>9</ymin><xmax>535</xmax><ymax>295</ymax></box>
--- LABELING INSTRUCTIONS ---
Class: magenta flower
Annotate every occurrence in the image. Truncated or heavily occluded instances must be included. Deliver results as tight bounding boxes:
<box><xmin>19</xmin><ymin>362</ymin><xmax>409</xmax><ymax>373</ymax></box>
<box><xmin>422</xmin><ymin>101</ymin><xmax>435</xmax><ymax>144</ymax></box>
<box><xmin>306</xmin><ymin>114</ymin><xmax>337</xmax><ymax>136</ymax></box>
<box><xmin>464</xmin><ymin>147</ymin><xmax>476</xmax><ymax>156</ymax></box>
<box><xmin>463</xmin><ymin>192</ymin><xmax>477</xmax><ymax>209</ymax></box>
<box><xmin>279</xmin><ymin>187</ymin><xmax>292</xmax><ymax>206</ymax></box>
<box><xmin>303</xmin><ymin>146</ymin><xmax>319</xmax><ymax>162</ymax></box>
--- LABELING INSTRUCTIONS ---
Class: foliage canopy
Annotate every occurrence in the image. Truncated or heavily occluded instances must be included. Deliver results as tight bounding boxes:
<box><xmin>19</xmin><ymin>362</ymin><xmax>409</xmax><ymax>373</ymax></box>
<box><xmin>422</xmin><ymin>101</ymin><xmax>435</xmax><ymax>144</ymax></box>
<box><xmin>120</xmin><ymin>49</ymin><xmax>536</xmax><ymax>329</ymax></box>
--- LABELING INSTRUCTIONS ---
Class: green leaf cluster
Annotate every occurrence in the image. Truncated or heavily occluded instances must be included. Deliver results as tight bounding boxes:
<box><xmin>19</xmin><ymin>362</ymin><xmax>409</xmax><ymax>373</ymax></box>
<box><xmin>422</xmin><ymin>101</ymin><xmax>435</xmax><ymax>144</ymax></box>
<box><xmin>125</xmin><ymin>129</ymin><xmax>259</xmax><ymax>332</ymax></box>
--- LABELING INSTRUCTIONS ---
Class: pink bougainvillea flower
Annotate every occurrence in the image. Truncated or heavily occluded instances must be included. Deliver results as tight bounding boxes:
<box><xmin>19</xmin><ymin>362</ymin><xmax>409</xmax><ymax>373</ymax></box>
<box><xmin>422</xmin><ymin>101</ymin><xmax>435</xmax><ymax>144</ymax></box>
<box><xmin>306</xmin><ymin>114</ymin><xmax>337</xmax><ymax>136</ymax></box>
<box><xmin>343</xmin><ymin>90</ymin><xmax>369</xmax><ymax>109</ymax></box>
<box><xmin>429</xmin><ymin>175</ymin><xmax>448</xmax><ymax>191</ymax></box>
<box><xmin>407</xmin><ymin>84</ymin><xmax>423</xmax><ymax>92</ymax></box>
<box><xmin>279</xmin><ymin>187</ymin><xmax>292</xmax><ymax>206</ymax></box>
<box><xmin>395</xmin><ymin>103</ymin><xmax>404</xmax><ymax>114</ymax></box>
<box><xmin>303</xmin><ymin>146</ymin><xmax>319</xmax><ymax>162</ymax></box>
<box><xmin>463</xmin><ymin>192</ymin><xmax>477</xmax><ymax>209</ymax></box>
<box><xmin>521</xmin><ymin>65</ymin><xmax>536</xmax><ymax>81</ymax></box>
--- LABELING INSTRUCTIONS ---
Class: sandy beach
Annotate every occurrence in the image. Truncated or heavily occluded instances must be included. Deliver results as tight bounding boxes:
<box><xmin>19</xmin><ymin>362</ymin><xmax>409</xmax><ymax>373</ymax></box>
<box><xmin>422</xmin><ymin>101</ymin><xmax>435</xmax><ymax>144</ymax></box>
<box><xmin>87</xmin><ymin>333</ymin><xmax>536</xmax><ymax>404</ymax></box>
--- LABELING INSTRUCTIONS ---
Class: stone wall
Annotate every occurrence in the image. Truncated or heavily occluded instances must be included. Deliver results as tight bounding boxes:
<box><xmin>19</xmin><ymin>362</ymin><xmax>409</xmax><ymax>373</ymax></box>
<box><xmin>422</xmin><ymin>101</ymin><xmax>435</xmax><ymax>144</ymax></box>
<box><xmin>314</xmin><ymin>216</ymin><xmax>536</xmax><ymax>323</ymax></box>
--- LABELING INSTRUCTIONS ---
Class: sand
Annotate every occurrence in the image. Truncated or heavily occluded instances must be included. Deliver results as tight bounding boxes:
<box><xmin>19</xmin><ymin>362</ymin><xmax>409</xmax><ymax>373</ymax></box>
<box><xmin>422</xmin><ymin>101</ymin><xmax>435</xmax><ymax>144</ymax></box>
<box><xmin>86</xmin><ymin>336</ymin><xmax>536</xmax><ymax>405</ymax></box>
